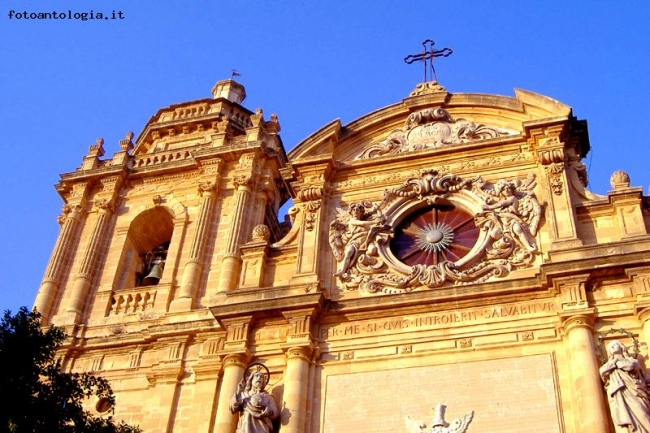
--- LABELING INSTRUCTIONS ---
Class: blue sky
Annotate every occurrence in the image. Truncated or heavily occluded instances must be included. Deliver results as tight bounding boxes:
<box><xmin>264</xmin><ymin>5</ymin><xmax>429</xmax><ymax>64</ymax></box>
<box><xmin>1</xmin><ymin>1</ymin><xmax>648</xmax><ymax>313</ymax></box>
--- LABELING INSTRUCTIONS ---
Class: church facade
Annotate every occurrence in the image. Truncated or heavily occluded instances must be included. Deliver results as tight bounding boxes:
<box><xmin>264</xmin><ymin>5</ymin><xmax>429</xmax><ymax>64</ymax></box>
<box><xmin>35</xmin><ymin>77</ymin><xmax>650</xmax><ymax>432</ymax></box>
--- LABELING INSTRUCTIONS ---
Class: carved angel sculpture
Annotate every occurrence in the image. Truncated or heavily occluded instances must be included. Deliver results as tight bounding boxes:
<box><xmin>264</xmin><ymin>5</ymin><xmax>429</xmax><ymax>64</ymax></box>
<box><xmin>405</xmin><ymin>404</ymin><xmax>474</xmax><ymax>433</ymax></box>
<box><xmin>328</xmin><ymin>202</ymin><xmax>391</xmax><ymax>279</ymax></box>
<box><xmin>477</xmin><ymin>175</ymin><xmax>540</xmax><ymax>261</ymax></box>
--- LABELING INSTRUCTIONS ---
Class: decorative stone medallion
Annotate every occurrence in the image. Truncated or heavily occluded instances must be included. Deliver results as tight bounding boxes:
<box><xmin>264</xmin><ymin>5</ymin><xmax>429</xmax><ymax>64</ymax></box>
<box><xmin>356</xmin><ymin>108</ymin><xmax>517</xmax><ymax>159</ymax></box>
<box><xmin>329</xmin><ymin>170</ymin><xmax>541</xmax><ymax>293</ymax></box>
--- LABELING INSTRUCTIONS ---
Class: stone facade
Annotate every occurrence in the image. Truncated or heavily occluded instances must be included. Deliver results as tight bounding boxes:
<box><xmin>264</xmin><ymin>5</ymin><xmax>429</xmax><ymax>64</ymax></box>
<box><xmin>35</xmin><ymin>78</ymin><xmax>650</xmax><ymax>432</ymax></box>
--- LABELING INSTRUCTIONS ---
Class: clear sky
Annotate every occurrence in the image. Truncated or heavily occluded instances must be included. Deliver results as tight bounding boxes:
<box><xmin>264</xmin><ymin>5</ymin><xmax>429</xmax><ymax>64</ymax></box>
<box><xmin>1</xmin><ymin>1</ymin><xmax>648</xmax><ymax>314</ymax></box>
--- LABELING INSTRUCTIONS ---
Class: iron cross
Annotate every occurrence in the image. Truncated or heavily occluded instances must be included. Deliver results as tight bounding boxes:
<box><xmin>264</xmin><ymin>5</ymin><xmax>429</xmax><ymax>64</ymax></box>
<box><xmin>404</xmin><ymin>39</ymin><xmax>453</xmax><ymax>83</ymax></box>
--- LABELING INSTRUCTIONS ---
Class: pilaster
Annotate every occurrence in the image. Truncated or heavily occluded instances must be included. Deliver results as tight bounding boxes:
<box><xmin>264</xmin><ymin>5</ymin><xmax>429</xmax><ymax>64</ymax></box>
<box><xmin>289</xmin><ymin>160</ymin><xmax>333</xmax><ymax>286</ymax></box>
<box><xmin>34</xmin><ymin>202</ymin><xmax>86</xmax><ymax>323</ymax></box>
<box><xmin>172</xmin><ymin>166</ymin><xmax>222</xmax><ymax>311</ymax></box>
<box><xmin>63</xmin><ymin>182</ymin><xmax>120</xmax><ymax>325</ymax></box>
<box><xmin>532</xmin><ymin>127</ymin><xmax>583</xmax><ymax>250</ymax></box>
<box><xmin>559</xmin><ymin>309</ymin><xmax>609</xmax><ymax>433</ymax></box>
<box><xmin>218</xmin><ymin>153</ymin><xmax>258</xmax><ymax>293</ymax></box>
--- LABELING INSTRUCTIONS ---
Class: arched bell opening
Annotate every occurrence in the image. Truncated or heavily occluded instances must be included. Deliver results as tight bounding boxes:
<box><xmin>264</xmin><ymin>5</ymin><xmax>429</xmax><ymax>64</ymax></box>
<box><xmin>116</xmin><ymin>207</ymin><xmax>174</xmax><ymax>289</ymax></box>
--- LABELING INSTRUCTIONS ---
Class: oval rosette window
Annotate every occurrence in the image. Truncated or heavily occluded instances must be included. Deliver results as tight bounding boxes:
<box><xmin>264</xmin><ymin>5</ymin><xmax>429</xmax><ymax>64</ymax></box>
<box><xmin>390</xmin><ymin>203</ymin><xmax>479</xmax><ymax>267</ymax></box>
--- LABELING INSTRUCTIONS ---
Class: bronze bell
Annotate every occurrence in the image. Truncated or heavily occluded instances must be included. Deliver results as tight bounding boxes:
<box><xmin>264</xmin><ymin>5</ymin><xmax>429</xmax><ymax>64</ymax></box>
<box><xmin>141</xmin><ymin>262</ymin><xmax>163</xmax><ymax>286</ymax></box>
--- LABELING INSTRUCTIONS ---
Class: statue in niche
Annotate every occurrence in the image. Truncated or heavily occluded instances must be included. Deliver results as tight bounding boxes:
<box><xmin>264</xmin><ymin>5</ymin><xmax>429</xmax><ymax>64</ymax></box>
<box><xmin>230</xmin><ymin>363</ymin><xmax>279</xmax><ymax>433</ymax></box>
<box><xmin>328</xmin><ymin>201</ymin><xmax>391</xmax><ymax>279</ymax></box>
<box><xmin>599</xmin><ymin>340</ymin><xmax>650</xmax><ymax>432</ymax></box>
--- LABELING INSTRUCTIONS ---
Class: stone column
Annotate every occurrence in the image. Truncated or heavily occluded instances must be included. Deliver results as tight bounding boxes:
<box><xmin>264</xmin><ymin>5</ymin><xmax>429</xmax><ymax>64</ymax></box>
<box><xmin>65</xmin><ymin>198</ymin><xmax>114</xmax><ymax>323</ymax></box>
<box><xmin>561</xmin><ymin>312</ymin><xmax>609</xmax><ymax>432</ymax></box>
<box><xmin>218</xmin><ymin>172</ymin><xmax>255</xmax><ymax>293</ymax></box>
<box><xmin>34</xmin><ymin>203</ymin><xmax>84</xmax><ymax>322</ymax></box>
<box><xmin>214</xmin><ymin>354</ymin><xmax>248</xmax><ymax>433</ymax></box>
<box><xmin>172</xmin><ymin>179</ymin><xmax>219</xmax><ymax>311</ymax></box>
<box><xmin>280</xmin><ymin>346</ymin><xmax>313</xmax><ymax>433</ymax></box>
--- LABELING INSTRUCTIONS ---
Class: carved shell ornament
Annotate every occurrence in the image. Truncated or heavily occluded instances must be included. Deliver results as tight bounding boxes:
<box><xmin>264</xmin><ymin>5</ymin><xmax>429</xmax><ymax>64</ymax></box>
<box><xmin>356</xmin><ymin>108</ymin><xmax>516</xmax><ymax>159</ymax></box>
<box><xmin>328</xmin><ymin>170</ymin><xmax>542</xmax><ymax>293</ymax></box>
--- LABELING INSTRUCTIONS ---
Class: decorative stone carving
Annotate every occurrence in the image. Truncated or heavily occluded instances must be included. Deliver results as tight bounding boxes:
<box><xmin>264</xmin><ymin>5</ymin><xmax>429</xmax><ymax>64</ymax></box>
<box><xmin>328</xmin><ymin>170</ymin><xmax>542</xmax><ymax>293</ymax></box>
<box><xmin>152</xmin><ymin>194</ymin><xmax>163</xmax><ymax>206</ymax></box>
<box><xmin>406</xmin><ymin>403</ymin><xmax>474</xmax><ymax>433</ymax></box>
<box><xmin>599</xmin><ymin>340</ymin><xmax>650</xmax><ymax>432</ymax></box>
<box><xmin>94</xmin><ymin>198</ymin><xmax>114</xmax><ymax>212</ymax></box>
<box><xmin>409</xmin><ymin>81</ymin><xmax>448</xmax><ymax>96</ymax></box>
<box><xmin>119</xmin><ymin>131</ymin><xmax>134</xmax><ymax>152</ymax></box>
<box><xmin>544</xmin><ymin>163</ymin><xmax>564</xmax><ymax>195</ymax></box>
<box><xmin>357</xmin><ymin>108</ymin><xmax>515</xmax><ymax>159</ymax></box>
<box><xmin>251</xmin><ymin>224</ymin><xmax>271</xmax><ymax>242</ymax></box>
<box><xmin>611</xmin><ymin>170</ymin><xmax>631</xmax><ymax>190</ymax></box>
<box><xmin>230</xmin><ymin>363</ymin><xmax>279</xmax><ymax>433</ymax></box>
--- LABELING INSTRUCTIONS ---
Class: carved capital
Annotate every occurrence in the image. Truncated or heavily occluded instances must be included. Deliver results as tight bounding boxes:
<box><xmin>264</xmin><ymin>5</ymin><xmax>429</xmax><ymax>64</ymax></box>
<box><xmin>283</xmin><ymin>345</ymin><xmax>313</xmax><ymax>362</ymax></box>
<box><xmin>57</xmin><ymin>204</ymin><xmax>83</xmax><ymax>225</ymax></box>
<box><xmin>559</xmin><ymin>309</ymin><xmax>596</xmax><ymax>334</ymax></box>
<box><xmin>221</xmin><ymin>353</ymin><xmax>250</xmax><ymax>370</ymax></box>
<box><xmin>94</xmin><ymin>198</ymin><xmax>115</xmax><ymax>213</ymax></box>
<box><xmin>198</xmin><ymin>180</ymin><xmax>218</xmax><ymax>195</ymax></box>
<box><xmin>232</xmin><ymin>173</ymin><xmax>255</xmax><ymax>190</ymax></box>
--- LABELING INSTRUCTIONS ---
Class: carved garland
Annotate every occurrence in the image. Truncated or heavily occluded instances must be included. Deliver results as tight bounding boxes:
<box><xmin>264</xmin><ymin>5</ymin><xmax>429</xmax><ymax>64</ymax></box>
<box><xmin>329</xmin><ymin>170</ymin><xmax>542</xmax><ymax>293</ymax></box>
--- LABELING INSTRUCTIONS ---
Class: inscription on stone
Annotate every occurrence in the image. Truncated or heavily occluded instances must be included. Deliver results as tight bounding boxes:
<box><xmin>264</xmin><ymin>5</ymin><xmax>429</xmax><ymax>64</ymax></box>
<box><xmin>320</xmin><ymin>301</ymin><xmax>556</xmax><ymax>339</ymax></box>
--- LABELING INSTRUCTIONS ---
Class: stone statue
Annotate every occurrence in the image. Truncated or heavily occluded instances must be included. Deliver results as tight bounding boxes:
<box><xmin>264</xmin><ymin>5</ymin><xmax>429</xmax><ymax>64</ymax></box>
<box><xmin>230</xmin><ymin>364</ymin><xmax>279</xmax><ymax>433</ymax></box>
<box><xmin>329</xmin><ymin>202</ymin><xmax>391</xmax><ymax>279</ymax></box>
<box><xmin>405</xmin><ymin>403</ymin><xmax>474</xmax><ymax>433</ymax></box>
<box><xmin>599</xmin><ymin>340</ymin><xmax>650</xmax><ymax>432</ymax></box>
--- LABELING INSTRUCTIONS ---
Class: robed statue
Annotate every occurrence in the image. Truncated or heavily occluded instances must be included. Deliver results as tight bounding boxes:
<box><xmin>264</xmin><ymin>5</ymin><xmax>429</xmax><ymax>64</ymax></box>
<box><xmin>600</xmin><ymin>340</ymin><xmax>650</xmax><ymax>432</ymax></box>
<box><xmin>230</xmin><ymin>363</ymin><xmax>279</xmax><ymax>433</ymax></box>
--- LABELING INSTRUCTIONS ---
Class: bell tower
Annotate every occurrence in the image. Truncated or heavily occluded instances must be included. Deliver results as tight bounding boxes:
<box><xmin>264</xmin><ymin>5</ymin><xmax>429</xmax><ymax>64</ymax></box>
<box><xmin>34</xmin><ymin>78</ymin><xmax>289</xmax><ymax>327</ymax></box>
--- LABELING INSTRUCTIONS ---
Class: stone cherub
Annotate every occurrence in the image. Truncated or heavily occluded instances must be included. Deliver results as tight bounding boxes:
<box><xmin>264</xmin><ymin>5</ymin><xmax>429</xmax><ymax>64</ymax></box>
<box><xmin>476</xmin><ymin>176</ymin><xmax>540</xmax><ymax>263</ymax></box>
<box><xmin>600</xmin><ymin>340</ymin><xmax>650</xmax><ymax>433</ymax></box>
<box><xmin>328</xmin><ymin>201</ymin><xmax>391</xmax><ymax>279</ymax></box>
<box><xmin>230</xmin><ymin>364</ymin><xmax>279</xmax><ymax>433</ymax></box>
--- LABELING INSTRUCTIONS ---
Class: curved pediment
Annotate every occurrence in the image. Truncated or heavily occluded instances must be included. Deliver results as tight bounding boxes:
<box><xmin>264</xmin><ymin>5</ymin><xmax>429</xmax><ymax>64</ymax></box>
<box><xmin>288</xmin><ymin>85</ymin><xmax>573</xmax><ymax>164</ymax></box>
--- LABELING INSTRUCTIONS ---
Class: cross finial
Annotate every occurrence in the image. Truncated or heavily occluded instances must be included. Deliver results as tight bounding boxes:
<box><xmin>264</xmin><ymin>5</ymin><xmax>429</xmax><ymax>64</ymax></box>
<box><xmin>404</xmin><ymin>39</ymin><xmax>453</xmax><ymax>83</ymax></box>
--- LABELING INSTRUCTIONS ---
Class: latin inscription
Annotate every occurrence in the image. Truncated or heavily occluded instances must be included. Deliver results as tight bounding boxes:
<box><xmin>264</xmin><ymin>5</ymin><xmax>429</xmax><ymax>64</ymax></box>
<box><xmin>320</xmin><ymin>301</ymin><xmax>556</xmax><ymax>339</ymax></box>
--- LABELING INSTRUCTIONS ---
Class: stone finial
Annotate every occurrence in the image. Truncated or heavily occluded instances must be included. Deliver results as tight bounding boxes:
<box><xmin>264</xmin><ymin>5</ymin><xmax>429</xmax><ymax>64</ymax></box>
<box><xmin>119</xmin><ymin>131</ymin><xmax>135</xmax><ymax>152</ymax></box>
<box><xmin>88</xmin><ymin>138</ymin><xmax>105</xmax><ymax>157</ymax></box>
<box><xmin>211</xmin><ymin>79</ymin><xmax>246</xmax><ymax>104</ymax></box>
<box><xmin>251</xmin><ymin>224</ymin><xmax>271</xmax><ymax>242</ymax></box>
<box><xmin>250</xmin><ymin>108</ymin><xmax>264</xmax><ymax>127</ymax></box>
<box><xmin>610</xmin><ymin>170</ymin><xmax>631</xmax><ymax>190</ymax></box>
<box><xmin>266</xmin><ymin>113</ymin><xmax>281</xmax><ymax>134</ymax></box>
